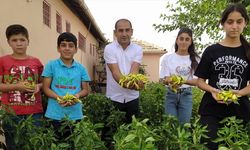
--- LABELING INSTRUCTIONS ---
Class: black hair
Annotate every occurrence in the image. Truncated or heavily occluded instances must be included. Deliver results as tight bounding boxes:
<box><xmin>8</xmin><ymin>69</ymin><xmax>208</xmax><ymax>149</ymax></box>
<box><xmin>175</xmin><ymin>27</ymin><xmax>200</xmax><ymax>71</ymax></box>
<box><xmin>220</xmin><ymin>3</ymin><xmax>250</xmax><ymax>61</ymax></box>
<box><xmin>114</xmin><ymin>19</ymin><xmax>132</xmax><ymax>30</ymax></box>
<box><xmin>57</xmin><ymin>32</ymin><xmax>77</xmax><ymax>47</ymax></box>
<box><xmin>6</xmin><ymin>24</ymin><xmax>29</xmax><ymax>40</ymax></box>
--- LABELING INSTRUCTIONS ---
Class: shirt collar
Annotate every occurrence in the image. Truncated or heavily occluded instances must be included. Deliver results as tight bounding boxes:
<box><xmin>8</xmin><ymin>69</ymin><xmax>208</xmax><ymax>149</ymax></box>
<box><xmin>58</xmin><ymin>58</ymin><xmax>77</xmax><ymax>67</ymax></box>
<box><xmin>114</xmin><ymin>40</ymin><xmax>132</xmax><ymax>49</ymax></box>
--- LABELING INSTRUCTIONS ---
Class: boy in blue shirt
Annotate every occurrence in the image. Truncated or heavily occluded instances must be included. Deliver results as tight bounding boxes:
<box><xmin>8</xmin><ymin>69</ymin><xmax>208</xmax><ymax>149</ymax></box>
<box><xmin>42</xmin><ymin>32</ymin><xmax>90</xmax><ymax>139</ymax></box>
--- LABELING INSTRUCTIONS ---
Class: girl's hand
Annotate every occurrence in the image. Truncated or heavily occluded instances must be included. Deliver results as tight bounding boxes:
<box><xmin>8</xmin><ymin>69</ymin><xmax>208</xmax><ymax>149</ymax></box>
<box><xmin>211</xmin><ymin>88</ymin><xmax>225</xmax><ymax>104</ymax></box>
<box><xmin>163</xmin><ymin>76</ymin><xmax>171</xmax><ymax>85</ymax></box>
<box><xmin>232</xmin><ymin>90</ymin><xmax>242</xmax><ymax>97</ymax></box>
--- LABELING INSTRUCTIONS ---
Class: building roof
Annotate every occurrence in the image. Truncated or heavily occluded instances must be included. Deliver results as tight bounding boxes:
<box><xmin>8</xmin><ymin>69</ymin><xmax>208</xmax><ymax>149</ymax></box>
<box><xmin>62</xmin><ymin>0</ymin><xmax>106</xmax><ymax>44</ymax></box>
<box><xmin>132</xmin><ymin>39</ymin><xmax>167</xmax><ymax>54</ymax></box>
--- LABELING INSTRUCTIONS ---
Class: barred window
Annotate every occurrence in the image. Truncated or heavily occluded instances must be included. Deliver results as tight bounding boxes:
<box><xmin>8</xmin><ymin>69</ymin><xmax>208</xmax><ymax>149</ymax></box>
<box><xmin>89</xmin><ymin>43</ymin><xmax>92</xmax><ymax>55</ymax></box>
<box><xmin>43</xmin><ymin>1</ymin><xmax>51</xmax><ymax>27</ymax></box>
<box><xmin>66</xmin><ymin>21</ymin><xmax>71</xmax><ymax>32</ymax></box>
<box><xmin>78</xmin><ymin>32</ymin><xmax>86</xmax><ymax>52</ymax></box>
<box><xmin>56</xmin><ymin>13</ymin><xmax>62</xmax><ymax>33</ymax></box>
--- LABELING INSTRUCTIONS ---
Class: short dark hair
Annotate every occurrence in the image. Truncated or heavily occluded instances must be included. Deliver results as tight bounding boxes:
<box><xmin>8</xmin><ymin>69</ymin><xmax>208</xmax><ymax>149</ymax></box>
<box><xmin>57</xmin><ymin>32</ymin><xmax>77</xmax><ymax>47</ymax></box>
<box><xmin>6</xmin><ymin>24</ymin><xmax>29</xmax><ymax>40</ymax></box>
<box><xmin>114</xmin><ymin>19</ymin><xmax>132</xmax><ymax>30</ymax></box>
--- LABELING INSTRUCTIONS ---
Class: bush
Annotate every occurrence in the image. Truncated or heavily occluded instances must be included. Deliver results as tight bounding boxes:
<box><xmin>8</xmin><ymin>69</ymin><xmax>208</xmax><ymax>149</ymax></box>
<box><xmin>113</xmin><ymin>116</ymin><xmax>159</xmax><ymax>150</ymax></box>
<box><xmin>83</xmin><ymin>94</ymin><xmax>126</xmax><ymax>149</ymax></box>
<box><xmin>156</xmin><ymin>115</ymin><xmax>208</xmax><ymax>150</ymax></box>
<box><xmin>139</xmin><ymin>82</ymin><xmax>166</xmax><ymax>126</ymax></box>
<box><xmin>192</xmin><ymin>87</ymin><xmax>204</xmax><ymax>120</ymax></box>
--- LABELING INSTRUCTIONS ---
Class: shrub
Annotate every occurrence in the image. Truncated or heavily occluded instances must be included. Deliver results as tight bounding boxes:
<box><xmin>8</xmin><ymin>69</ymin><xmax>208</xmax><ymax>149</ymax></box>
<box><xmin>113</xmin><ymin>116</ymin><xmax>159</xmax><ymax>150</ymax></box>
<box><xmin>214</xmin><ymin>116</ymin><xmax>250</xmax><ymax>149</ymax></box>
<box><xmin>156</xmin><ymin>115</ymin><xmax>208</xmax><ymax>150</ymax></box>
<box><xmin>139</xmin><ymin>82</ymin><xmax>166</xmax><ymax>126</ymax></box>
<box><xmin>191</xmin><ymin>87</ymin><xmax>204</xmax><ymax>120</ymax></box>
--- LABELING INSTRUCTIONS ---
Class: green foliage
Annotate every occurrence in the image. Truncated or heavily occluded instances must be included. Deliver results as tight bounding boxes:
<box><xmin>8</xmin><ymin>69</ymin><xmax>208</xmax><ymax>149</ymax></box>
<box><xmin>68</xmin><ymin>119</ymin><xmax>107</xmax><ymax>150</ymax></box>
<box><xmin>83</xmin><ymin>93</ymin><xmax>125</xmax><ymax>125</ymax></box>
<box><xmin>156</xmin><ymin>116</ymin><xmax>208</xmax><ymax>150</ymax></box>
<box><xmin>153</xmin><ymin>0</ymin><xmax>250</xmax><ymax>51</ymax></box>
<box><xmin>1</xmin><ymin>87</ymin><xmax>250</xmax><ymax>149</ymax></box>
<box><xmin>139</xmin><ymin>65</ymin><xmax>147</xmax><ymax>75</ymax></box>
<box><xmin>4</xmin><ymin>115</ymin><xmax>106</xmax><ymax>150</ymax></box>
<box><xmin>0</xmin><ymin>104</ymin><xmax>15</xmax><ymax>150</ymax></box>
<box><xmin>12</xmin><ymin>116</ymin><xmax>58</xmax><ymax>150</ymax></box>
<box><xmin>139</xmin><ymin>82</ymin><xmax>166</xmax><ymax>126</ymax></box>
<box><xmin>192</xmin><ymin>87</ymin><xmax>204</xmax><ymax>120</ymax></box>
<box><xmin>113</xmin><ymin>116</ymin><xmax>159</xmax><ymax>150</ymax></box>
<box><xmin>214</xmin><ymin>116</ymin><xmax>250</xmax><ymax>149</ymax></box>
<box><xmin>82</xmin><ymin>94</ymin><xmax>126</xmax><ymax>148</ymax></box>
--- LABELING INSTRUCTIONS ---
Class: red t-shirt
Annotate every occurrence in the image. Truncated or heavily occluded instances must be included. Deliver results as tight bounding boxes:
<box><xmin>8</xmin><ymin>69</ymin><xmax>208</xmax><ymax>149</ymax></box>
<box><xmin>0</xmin><ymin>55</ymin><xmax>44</xmax><ymax>115</ymax></box>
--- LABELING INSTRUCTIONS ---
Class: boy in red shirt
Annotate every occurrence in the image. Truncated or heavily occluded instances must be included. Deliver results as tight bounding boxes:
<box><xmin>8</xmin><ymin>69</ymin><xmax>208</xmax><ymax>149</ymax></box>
<box><xmin>0</xmin><ymin>24</ymin><xmax>44</xmax><ymax>150</ymax></box>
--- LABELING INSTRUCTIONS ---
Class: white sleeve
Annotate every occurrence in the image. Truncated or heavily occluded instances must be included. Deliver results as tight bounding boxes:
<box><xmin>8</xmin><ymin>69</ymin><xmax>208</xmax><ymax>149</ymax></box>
<box><xmin>133</xmin><ymin>47</ymin><xmax>143</xmax><ymax>64</ymax></box>
<box><xmin>104</xmin><ymin>46</ymin><xmax>117</xmax><ymax>64</ymax></box>
<box><xmin>159</xmin><ymin>57</ymin><xmax>170</xmax><ymax>78</ymax></box>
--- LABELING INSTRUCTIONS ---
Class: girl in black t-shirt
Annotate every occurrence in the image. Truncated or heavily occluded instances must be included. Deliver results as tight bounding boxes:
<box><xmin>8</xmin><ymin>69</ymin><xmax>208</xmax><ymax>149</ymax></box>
<box><xmin>194</xmin><ymin>3</ymin><xmax>250</xmax><ymax>150</ymax></box>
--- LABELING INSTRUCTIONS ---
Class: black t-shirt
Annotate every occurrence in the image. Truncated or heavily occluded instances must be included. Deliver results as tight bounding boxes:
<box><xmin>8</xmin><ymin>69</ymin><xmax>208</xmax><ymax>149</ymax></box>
<box><xmin>195</xmin><ymin>43</ymin><xmax>250</xmax><ymax>121</ymax></box>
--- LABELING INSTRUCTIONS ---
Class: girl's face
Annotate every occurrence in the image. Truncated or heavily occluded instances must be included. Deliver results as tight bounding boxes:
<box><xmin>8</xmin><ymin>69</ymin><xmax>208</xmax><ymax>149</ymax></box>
<box><xmin>222</xmin><ymin>11</ymin><xmax>247</xmax><ymax>39</ymax></box>
<box><xmin>176</xmin><ymin>33</ymin><xmax>192</xmax><ymax>51</ymax></box>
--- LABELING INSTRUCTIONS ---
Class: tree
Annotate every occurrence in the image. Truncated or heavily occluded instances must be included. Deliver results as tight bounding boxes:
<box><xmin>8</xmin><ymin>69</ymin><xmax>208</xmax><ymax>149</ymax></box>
<box><xmin>153</xmin><ymin>0</ymin><xmax>250</xmax><ymax>51</ymax></box>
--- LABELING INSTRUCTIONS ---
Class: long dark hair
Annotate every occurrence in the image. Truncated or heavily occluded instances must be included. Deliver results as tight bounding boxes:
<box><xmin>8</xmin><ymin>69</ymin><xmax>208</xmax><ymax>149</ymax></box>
<box><xmin>175</xmin><ymin>27</ymin><xmax>200</xmax><ymax>71</ymax></box>
<box><xmin>220</xmin><ymin>3</ymin><xmax>250</xmax><ymax>61</ymax></box>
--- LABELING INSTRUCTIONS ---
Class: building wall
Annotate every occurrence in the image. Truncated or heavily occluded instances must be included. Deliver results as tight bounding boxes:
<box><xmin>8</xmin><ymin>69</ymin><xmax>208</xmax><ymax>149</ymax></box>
<box><xmin>142</xmin><ymin>52</ymin><xmax>165</xmax><ymax>82</ymax></box>
<box><xmin>0</xmin><ymin>0</ymin><xmax>99</xmax><ymax>80</ymax></box>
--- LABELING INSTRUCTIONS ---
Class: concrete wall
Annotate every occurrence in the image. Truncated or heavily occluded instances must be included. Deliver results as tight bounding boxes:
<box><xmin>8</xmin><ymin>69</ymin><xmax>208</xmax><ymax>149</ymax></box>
<box><xmin>0</xmin><ymin>0</ymin><xmax>100</xmax><ymax>80</ymax></box>
<box><xmin>142</xmin><ymin>52</ymin><xmax>166</xmax><ymax>82</ymax></box>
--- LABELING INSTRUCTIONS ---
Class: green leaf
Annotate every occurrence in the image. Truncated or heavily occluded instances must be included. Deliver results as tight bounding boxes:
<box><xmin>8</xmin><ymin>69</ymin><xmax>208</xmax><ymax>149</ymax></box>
<box><xmin>124</xmin><ymin>134</ymin><xmax>136</xmax><ymax>142</ymax></box>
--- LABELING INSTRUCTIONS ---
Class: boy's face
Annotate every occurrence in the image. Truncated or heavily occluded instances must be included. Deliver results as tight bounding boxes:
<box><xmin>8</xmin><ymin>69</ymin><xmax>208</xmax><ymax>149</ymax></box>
<box><xmin>8</xmin><ymin>34</ymin><xmax>29</xmax><ymax>55</ymax></box>
<box><xmin>57</xmin><ymin>41</ymin><xmax>77</xmax><ymax>60</ymax></box>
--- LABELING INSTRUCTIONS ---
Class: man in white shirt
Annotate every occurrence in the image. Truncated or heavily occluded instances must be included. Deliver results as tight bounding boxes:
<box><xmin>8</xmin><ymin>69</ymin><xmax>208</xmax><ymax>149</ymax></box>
<box><xmin>104</xmin><ymin>19</ymin><xmax>143</xmax><ymax>123</ymax></box>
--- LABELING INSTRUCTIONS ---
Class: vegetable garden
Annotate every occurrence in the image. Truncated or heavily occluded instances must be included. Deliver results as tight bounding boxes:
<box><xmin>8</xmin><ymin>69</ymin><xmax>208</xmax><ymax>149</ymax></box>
<box><xmin>0</xmin><ymin>82</ymin><xmax>249</xmax><ymax>150</ymax></box>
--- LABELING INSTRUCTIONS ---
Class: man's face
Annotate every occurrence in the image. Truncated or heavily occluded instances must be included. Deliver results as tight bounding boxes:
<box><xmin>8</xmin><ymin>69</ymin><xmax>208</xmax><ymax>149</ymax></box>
<box><xmin>114</xmin><ymin>20</ymin><xmax>133</xmax><ymax>48</ymax></box>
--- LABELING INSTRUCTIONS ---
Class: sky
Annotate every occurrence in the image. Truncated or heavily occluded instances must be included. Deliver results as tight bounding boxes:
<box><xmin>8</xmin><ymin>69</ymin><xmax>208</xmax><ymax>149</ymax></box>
<box><xmin>85</xmin><ymin>0</ymin><xmax>178</xmax><ymax>52</ymax></box>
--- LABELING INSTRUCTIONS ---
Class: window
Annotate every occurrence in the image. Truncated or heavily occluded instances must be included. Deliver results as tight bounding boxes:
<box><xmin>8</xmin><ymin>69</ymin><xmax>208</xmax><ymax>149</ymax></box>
<box><xmin>66</xmin><ymin>21</ymin><xmax>71</xmax><ymax>32</ymax></box>
<box><xmin>78</xmin><ymin>32</ymin><xmax>86</xmax><ymax>51</ymax></box>
<box><xmin>43</xmin><ymin>1</ymin><xmax>51</xmax><ymax>27</ymax></box>
<box><xmin>89</xmin><ymin>43</ymin><xmax>92</xmax><ymax>55</ymax></box>
<box><xmin>56</xmin><ymin>13</ymin><xmax>62</xmax><ymax>33</ymax></box>
<box><xmin>92</xmin><ymin>45</ymin><xmax>96</xmax><ymax>56</ymax></box>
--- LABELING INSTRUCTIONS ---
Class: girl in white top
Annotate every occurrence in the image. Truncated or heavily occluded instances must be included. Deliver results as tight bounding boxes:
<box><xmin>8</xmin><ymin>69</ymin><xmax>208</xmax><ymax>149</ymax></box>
<box><xmin>159</xmin><ymin>27</ymin><xmax>200</xmax><ymax>124</ymax></box>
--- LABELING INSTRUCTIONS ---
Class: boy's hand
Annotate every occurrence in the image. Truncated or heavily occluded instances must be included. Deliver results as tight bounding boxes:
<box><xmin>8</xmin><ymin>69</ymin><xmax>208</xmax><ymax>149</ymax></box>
<box><xmin>16</xmin><ymin>81</ymin><xmax>35</xmax><ymax>93</ymax></box>
<box><xmin>62</xmin><ymin>101</ymin><xmax>78</xmax><ymax>107</ymax></box>
<box><xmin>59</xmin><ymin>100</ymin><xmax>77</xmax><ymax>107</ymax></box>
<box><xmin>57</xmin><ymin>94</ymin><xmax>80</xmax><ymax>107</ymax></box>
<box><xmin>33</xmin><ymin>83</ymin><xmax>42</xmax><ymax>94</ymax></box>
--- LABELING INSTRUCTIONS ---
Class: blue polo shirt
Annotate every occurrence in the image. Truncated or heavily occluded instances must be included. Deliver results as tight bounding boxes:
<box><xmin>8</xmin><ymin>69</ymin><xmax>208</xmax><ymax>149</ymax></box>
<box><xmin>42</xmin><ymin>58</ymin><xmax>90</xmax><ymax>120</ymax></box>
